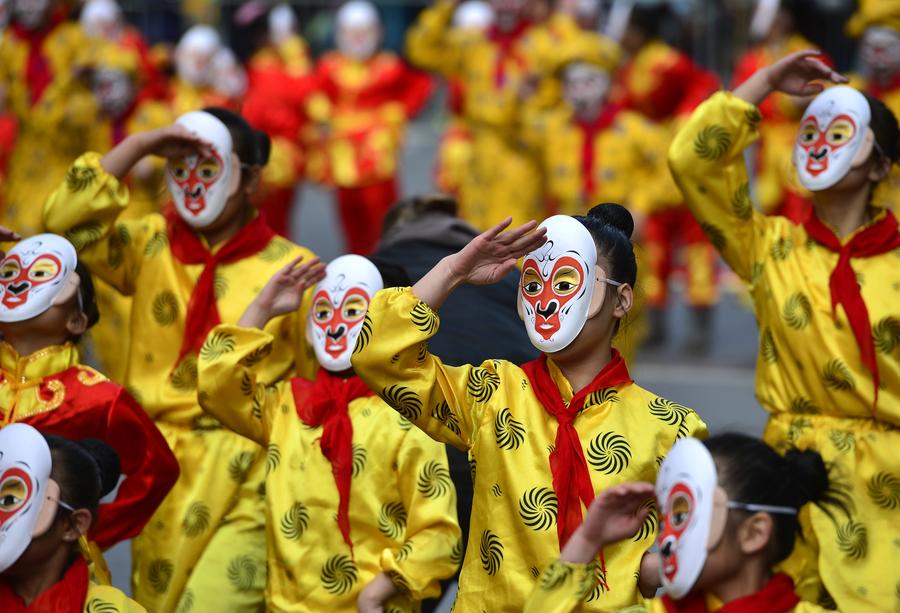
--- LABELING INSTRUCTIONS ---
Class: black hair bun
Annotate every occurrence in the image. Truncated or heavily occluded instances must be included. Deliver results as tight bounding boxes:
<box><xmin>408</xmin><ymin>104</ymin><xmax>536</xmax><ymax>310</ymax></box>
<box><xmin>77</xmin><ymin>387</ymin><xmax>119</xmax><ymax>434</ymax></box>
<box><xmin>78</xmin><ymin>438</ymin><xmax>121</xmax><ymax>499</ymax></box>
<box><xmin>586</xmin><ymin>203</ymin><xmax>634</xmax><ymax>239</ymax></box>
<box><xmin>254</xmin><ymin>129</ymin><xmax>271</xmax><ymax>167</ymax></box>
<box><xmin>783</xmin><ymin>448</ymin><xmax>829</xmax><ymax>507</ymax></box>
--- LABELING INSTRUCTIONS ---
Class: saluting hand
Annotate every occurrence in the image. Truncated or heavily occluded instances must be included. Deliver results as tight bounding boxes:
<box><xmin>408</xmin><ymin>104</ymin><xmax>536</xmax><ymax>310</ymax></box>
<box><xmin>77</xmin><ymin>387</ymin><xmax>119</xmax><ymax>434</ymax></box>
<box><xmin>447</xmin><ymin>217</ymin><xmax>547</xmax><ymax>286</ymax></box>
<box><xmin>238</xmin><ymin>256</ymin><xmax>326</xmax><ymax>330</ymax></box>
<box><xmin>764</xmin><ymin>49</ymin><xmax>846</xmax><ymax>97</ymax></box>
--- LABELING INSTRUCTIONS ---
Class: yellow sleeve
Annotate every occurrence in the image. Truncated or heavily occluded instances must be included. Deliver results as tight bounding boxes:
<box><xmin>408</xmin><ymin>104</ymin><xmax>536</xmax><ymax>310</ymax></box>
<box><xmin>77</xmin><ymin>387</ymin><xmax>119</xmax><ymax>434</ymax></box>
<box><xmin>522</xmin><ymin>560</ymin><xmax>601</xmax><ymax>613</ymax></box>
<box><xmin>667</xmin><ymin>91</ymin><xmax>771</xmax><ymax>282</ymax></box>
<box><xmin>626</xmin><ymin>116</ymin><xmax>681</xmax><ymax>216</ymax></box>
<box><xmin>42</xmin><ymin>152</ymin><xmax>153</xmax><ymax>295</ymax></box>
<box><xmin>197</xmin><ymin>324</ymin><xmax>283</xmax><ymax>447</ymax></box>
<box><xmin>351</xmin><ymin>287</ymin><xmax>494</xmax><ymax>451</ymax></box>
<box><xmin>381</xmin><ymin>425</ymin><xmax>461</xmax><ymax>600</ymax></box>
<box><xmin>404</xmin><ymin>0</ymin><xmax>462</xmax><ymax>77</ymax></box>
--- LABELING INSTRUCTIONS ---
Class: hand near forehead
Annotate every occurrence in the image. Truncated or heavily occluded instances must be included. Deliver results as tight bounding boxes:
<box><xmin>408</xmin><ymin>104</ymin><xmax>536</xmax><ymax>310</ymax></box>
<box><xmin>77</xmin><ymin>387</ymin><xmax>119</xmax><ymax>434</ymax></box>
<box><xmin>765</xmin><ymin>50</ymin><xmax>847</xmax><ymax>96</ymax></box>
<box><xmin>0</xmin><ymin>226</ymin><xmax>22</xmax><ymax>261</ymax></box>
<box><xmin>448</xmin><ymin>218</ymin><xmax>547</xmax><ymax>286</ymax></box>
<box><xmin>143</xmin><ymin>125</ymin><xmax>215</xmax><ymax>160</ymax></box>
<box><xmin>238</xmin><ymin>256</ymin><xmax>326</xmax><ymax>330</ymax></box>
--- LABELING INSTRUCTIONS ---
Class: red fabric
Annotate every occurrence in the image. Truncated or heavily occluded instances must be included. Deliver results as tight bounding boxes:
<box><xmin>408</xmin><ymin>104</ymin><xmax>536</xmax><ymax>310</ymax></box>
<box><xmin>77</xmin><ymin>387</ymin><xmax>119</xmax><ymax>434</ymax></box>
<box><xmin>244</xmin><ymin>62</ymin><xmax>318</xmax><ymax>140</ymax></box>
<box><xmin>487</xmin><ymin>21</ymin><xmax>530</xmax><ymax>88</ymax></box>
<box><xmin>576</xmin><ymin>104</ymin><xmax>622</xmax><ymax>202</ymax></box>
<box><xmin>868</xmin><ymin>73</ymin><xmax>900</xmax><ymax>100</ymax></box>
<box><xmin>662</xmin><ymin>573</ymin><xmax>800</xmax><ymax>613</ymax></box>
<box><xmin>0</xmin><ymin>558</ymin><xmax>89</xmax><ymax>612</ymax></box>
<box><xmin>521</xmin><ymin>351</ymin><xmax>633</xmax><ymax>586</ymax></box>
<box><xmin>802</xmin><ymin>211</ymin><xmax>900</xmax><ymax>408</ymax></box>
<box><xmin>166</xmin><ymin>210</ymin><xmax>276</xmax><ymax>365</ymax></box>
<box><xmin>292</xmin><ymin>369</ymin><xmax>373</xmax><ymax>552</ymax></box>
<box><xmin>1</xmin><ymin>366</ymin><xmax>180</xmax><ymax>549</ymax></box>
<box><xmin>644</xmin><ymin>208</ymin><xmax>716</xmax><ymax>308</ymax></box>
<box><xmin>336</xmin><ymin>179</ymin><xmax>398</xmax><ymax>254</ymax></box>
<box><xmin>10</xmin><ymin>12</ymin><xmax>64</xmax><ymax>106</ymax></box>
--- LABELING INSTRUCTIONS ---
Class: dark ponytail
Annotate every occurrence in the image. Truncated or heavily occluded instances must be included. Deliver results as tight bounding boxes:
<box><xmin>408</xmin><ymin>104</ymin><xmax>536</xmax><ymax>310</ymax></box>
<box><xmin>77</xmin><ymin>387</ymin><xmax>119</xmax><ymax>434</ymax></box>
<box><xmin>202</xmin><ymin>106</ymin><xmax>271</xmax><ymax>168</ymax></box>
<box><xmin>44</xmin><ymin>435</ymin><xmax>121</xmax><ymax>519</ymax></box>
<box><xmin>863</xmin><ymin>92</ymin><xmax>900</xmax><ymax>165</ymax></box>
<box><xmin>705</xmin><ymin>433</ymin><xmax>849</xmax><ymax>564</ymax></box>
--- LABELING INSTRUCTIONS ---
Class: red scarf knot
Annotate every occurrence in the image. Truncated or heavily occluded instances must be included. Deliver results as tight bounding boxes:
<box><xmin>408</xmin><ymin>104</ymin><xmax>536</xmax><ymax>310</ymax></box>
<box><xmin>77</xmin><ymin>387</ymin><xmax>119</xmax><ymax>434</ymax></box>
<box><xmin>291</xmin><ymin>368</ymin><xmax>373</xmax><ymax>553</ymax></box>
<box><xmin>0</xmin><ymin>558</ymin><xmax>89</xmax><ymax>612</ymax></box>
<box><xmin>662</xmin><ymin>573</ymin><xmax>800</xmax><ymax>613</ymax></box>
<box><xmin>166</xmin><ymin>208</ymin><xmax>275</xmax><ymax>368</ymax></box>
<box><xmin>521</xmin><ymin>350</ymin><xmax>633</xmax><ymax>590</ymax></box>
<box><xmin>802</xmin><ymin>210</ymin><xmax>900</xmax><ymax>410</ymax></box>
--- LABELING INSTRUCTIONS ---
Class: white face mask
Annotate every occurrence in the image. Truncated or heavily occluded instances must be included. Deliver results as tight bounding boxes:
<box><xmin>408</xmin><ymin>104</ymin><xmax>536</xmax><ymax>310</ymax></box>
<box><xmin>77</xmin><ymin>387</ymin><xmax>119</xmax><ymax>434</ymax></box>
<box><xmin>92</xmin><ymin>68</ymin><xmax>135</xmax><ymax>118</ymax></box>
<box><xmin>794</xmin><ymin>86</ymin><xmax>874</xmax><ymax>191</ymax></box>
<box><xmin>861</xmin><ymin>26</ymin><xmax>900</xmax><ymax>75</ymax></box>
<box><xmin>79</xmin><ymin>0</ymin><xmax>122</xmax><ymax>40</ymax></box>
<box><xmin>563</xmin><ymin>63</ymin><xmax>611</xmax><ymax>115</ymax></box>
<box><xmin>11</xmin><ymin>0</ymin><xmax>49</xmax><ymax>30</ymax></box>
<box><xmin>0</xmin><ymin>234</ymin><xmax>78</xmax><ymax>323</ymax></box>
<box><xmin>306</xmin><ymin>255</ymin><xmax>383</xmax><ymax>372</ymax></box>
<box><xmin>0</xmin><ymin>424</ymin><xmax>54</xmax><ymax>573</ymax></box>
<box><xmin>166</xmin><ymin>111</ymin><xmax>239</xmax><ymax>229</ymax></box>
<box><xmin>452</xmin><ymin>1</ymin><xmax>494</xmax><ymax>32</ymax></box>
<box><xmin>174</xmin><ymin>25</ymin><xmax>221</xmax><ymax>87</ymax></box>
<box><xmin>268</xmin><ymin>3</ymin><xmax>297</xmax><ymax>46</ymax></box>
<box><xmin>211</xmin><ymin>48</ymin><xmax>247</xmax><ymax>100</ymax></box>
<box><xmin>518</xmin><ymin>216</ymin><xmax>599</xmax><ymax>353</ymax></box>
<box><xmin>335</xmin><ymin>1</ymin><xmax>380</xmax><ymax>61</ymax></box>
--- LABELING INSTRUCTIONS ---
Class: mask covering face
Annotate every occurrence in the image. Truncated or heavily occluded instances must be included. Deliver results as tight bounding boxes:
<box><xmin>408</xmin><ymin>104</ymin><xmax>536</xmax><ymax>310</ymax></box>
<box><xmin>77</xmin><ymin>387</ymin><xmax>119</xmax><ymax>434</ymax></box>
<box><xmin>92</xmin><ymin>68</ymin><xmax>135</xmax><ymax>118</ymax></box>
<box><xmin>861</xmin><ymin>26</ymin><xmax>900</xmax><ymax>76</ymax></box>
<box><xmin>563</xmin><ymin>62</ymin><xmax>610</xmax><ymax>116</ymax></box>
<box><xmin>518</xmin><ymin>215</ymin><xmax>598</xmax><ymax>353</ymax></box>
<box><xmin>0</xmin><ymin>234</ymin><xmax>78</xmax><ymax>323</ymax></box>
<box><xmin>269</xmin><ymin>3</ymin><xmax>297</xmax><ymax>46</ymax></box>
<box><xmin>307</xmin><ymin>255</ymin><xmax>383</xmax><ymax>372</ymax></box>
<box><xmin>166</xmin><ymin>111</ymin><xmax>238</xmax><ymax>229</ymax></box>
<box><xmin>79</xmin><ymin>0</ymin><xmax>122</xmax><ymax>40</ymax></box>
<box><xmin>11</xmin><ymin>0</ymin><xmax>49</xmax><ymax>30</ymax></box>
<box><xmin>335</xmin><ymin>1</ymin><xmax>380</xmax><ymax>61</ymax></box>
<box><xmin>174</xmin><ymin>25</ymin><xmax>221</xmax><ymax>87</ymax></box>
<box><xmin>794</xmin><ymin>85</ymin><xmax>874</xmax><ymax>191</ymax></box>
<box><xmin>0</xmin><ymin>424</ymin><xmax>57</xmax><ymax>573</ymax></box>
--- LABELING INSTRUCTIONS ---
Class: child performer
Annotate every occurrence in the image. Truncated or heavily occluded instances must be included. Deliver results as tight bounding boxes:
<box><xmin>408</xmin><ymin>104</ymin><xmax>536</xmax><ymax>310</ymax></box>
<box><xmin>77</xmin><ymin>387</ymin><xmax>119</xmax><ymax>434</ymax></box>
<box><xmin>669</xmin><ymin>51</ymin><xmax>900</xmax><ymax>611</ymax></box>
<box><xmin>196</xmin><ymin>254</ymin><xmax>461</xmax><ymax>612</ymax></box>
<box><xmin>526</xmin><ymin>434</ymin><xmax>846</xmax><ymax>613</ymax></box>
<box><xmin>352</xmin><ymin>205</ymin><xmax>708</xmax><ymax>611</ymax></box>
<box><xmin>0</xmin><ymin>233</ymin><xmax>178</xmax><ymax>557</ymax></box>
<box><xmin>0</xmin><ymin>424</ymin><xmax>146</xmax><ymax>611</ymax></box>
<box><xmin>42</xmin><ymin>109</ymin><xmax>317</xmax><ymax>612</ymax></box>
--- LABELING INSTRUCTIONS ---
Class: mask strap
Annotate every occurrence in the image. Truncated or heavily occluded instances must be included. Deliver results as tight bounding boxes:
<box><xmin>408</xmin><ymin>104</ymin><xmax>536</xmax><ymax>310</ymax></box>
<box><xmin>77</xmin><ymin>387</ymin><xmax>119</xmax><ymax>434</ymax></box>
<box><xmin>604</xmin><ymin>279</ymin><xmax>622</xmax><ymax>287</ymax></box>
<box><xmin>727</xmin><ymin>501</ymin><xmax>797</xmax><ymax>515</ymax></box>
<box><xmin>48</xmin><ymin>495</ymin><xmax>76</xmax><ymax>513</ymax></box>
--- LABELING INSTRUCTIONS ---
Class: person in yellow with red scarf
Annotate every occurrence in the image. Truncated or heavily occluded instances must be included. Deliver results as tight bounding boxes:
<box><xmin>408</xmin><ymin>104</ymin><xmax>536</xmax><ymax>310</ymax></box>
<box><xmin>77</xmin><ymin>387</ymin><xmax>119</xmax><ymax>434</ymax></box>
<box><xmin>352</xmin><ymin>205</ymin><xmax>707</xmax><ymax>611</ymax></box>
<box><xmin>0</xmin><ymin>425</ymin><xmax>147</xmax><ymax>612</ymax></box>
<box><xmin>524</xmin><ymin>435</ymin><xmax>846</xmax><ymax>613</ymax></box>
<box><xmin>196</xmin><ymin>253</ymin><xmax>461</xmax><ymax>612</ymax></box>
<box><xmin>42</xmin><ymin>109</ymin><xmax>317</xmax><ymax>613</ymax></box>
<box><xmin>668</xmin><ymin>51</ymin><xmax>900</xmax><ymax>611</ymax></box>
<box><xmin>0</xmin><ymin>231</ymin><xmax>178</xmax><ymax>560</ymax></box>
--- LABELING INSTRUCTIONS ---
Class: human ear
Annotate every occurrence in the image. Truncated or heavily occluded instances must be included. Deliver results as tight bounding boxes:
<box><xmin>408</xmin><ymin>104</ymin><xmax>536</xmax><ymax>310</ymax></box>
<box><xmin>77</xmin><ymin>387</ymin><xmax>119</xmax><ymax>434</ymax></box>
<box><xmin>738</xmin><ymin>512</ymin><xmax>773</xmax><ymax>555</ymax></box>
<box><xmin>242</xmin><ymin>165</ymin><xmax>261</xmax><ymax>196</ymax></box>
<box><xmin>228</xmin><ymin>152</ymin><xmax>242</xmax><ymax>197</ymax></box>
<box><xmin>61</xmin><ymin>509</ymin><xmax>93</xmax><ymax>543</ymax></box>
<box><xmin>65</xmin><ymin>311</ymin><xmax>89</xmax><ymax>338</ymax></box>
<box><xmin>868</xmin><ymin>156</ymin><xmax>891</xmax><ymax>183</ymax></box>
<box><xmin>613</xmin><ymin>284</ymin><xmax>633</xmax><ymax>319</ymax></box>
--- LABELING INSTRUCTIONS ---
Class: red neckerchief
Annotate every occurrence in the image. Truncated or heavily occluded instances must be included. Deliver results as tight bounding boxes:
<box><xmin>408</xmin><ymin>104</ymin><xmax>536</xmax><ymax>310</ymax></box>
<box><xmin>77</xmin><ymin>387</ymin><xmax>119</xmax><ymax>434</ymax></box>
<box><xmin>662</xmin><ymin>573</ymin><xmax>800</xmax><ymax>613</ymax></box>
<box><xmin>487</xmin><ymin>20</ymin><xmax>530</xmax><ymax>88</ymax></box>
<box><xmin>869</xmin><ymin>73</ymin><xmax>900</xmax><ymax>100</ymax></box>
<box><xmin>10</xmin><ymin>11</ymin><xmax>65</xmax><ymax>106</ymax></box>
<box><xmin>0</xmin><ymin>558</ymin><xmax>89</xmax><ymax>613</ymax></box>
<box><xmin>291</xmin><ymin>368</ymin><xmax>373</xmax><ymax>553</ymax></box>
<box><xmin>802</xmin><ymin>210</ymin><xmax>900</xmax><ymax>409</ymax></box>
<box><xmin>521</xmin><ymin>350</ymin><xmax>633</xmax><ymax>589</ymax></box>
<box><xmin>166</xmin><ymin>208</ymin><xmax>275</xmax><ymax>367</ymax></box>
<box><xmin>576</xmin><ymin>104</ymin><xmax>622</xmax><ymax>202</ymax></box>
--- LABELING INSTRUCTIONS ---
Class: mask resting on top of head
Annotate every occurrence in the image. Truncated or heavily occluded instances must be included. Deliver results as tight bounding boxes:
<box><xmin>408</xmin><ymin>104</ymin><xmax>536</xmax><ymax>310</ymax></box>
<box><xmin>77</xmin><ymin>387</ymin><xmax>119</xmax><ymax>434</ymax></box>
<box><xmin>0</xmin><ymin>234</ymin><xmax>79</xmax><ymax>323</ymax></box>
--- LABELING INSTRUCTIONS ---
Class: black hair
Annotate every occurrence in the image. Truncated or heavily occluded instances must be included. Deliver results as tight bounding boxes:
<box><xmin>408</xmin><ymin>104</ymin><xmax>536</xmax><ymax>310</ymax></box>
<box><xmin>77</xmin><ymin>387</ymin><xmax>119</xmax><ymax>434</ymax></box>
<box><xmin>75</xmin><ymin>261</ymin><xmax>99</xmax><ymax>331</ymax></box>
<box><xmin>862</xmin><ymin>93</ymin><xmax>900</xmax><ymax>164</ymax></box>
<box><xmin>381</xmin><ymin>194</ymin><xmax>458</xmax><ymax>236</ymax></box>
<box><xmin>43</xmin><ymin>435</ymin><xmax>120</xmax><ymax>520</ymax></box>
<box><xmin>704</xmin><ymin>433</ymin><xmax>849</xmax><ymax>565</ymax></box>
<box><xmin>574</xmin><ymin>203</ymin><xmax>637</xmax><ymax>288</ymax></box>
<box><xmin>627</xmin><ymin>4</ymin><xmax>674</xmax><ymax>40</ymax></box>
<box><xmin>202</xmin><ymin>107</ymin><xmax>271</xmax><ymax>169</ymax></box>
<box><xmin>368</xmin><ymin>256</ymin><xmax>412</xmax><ymax>289</ymax></box>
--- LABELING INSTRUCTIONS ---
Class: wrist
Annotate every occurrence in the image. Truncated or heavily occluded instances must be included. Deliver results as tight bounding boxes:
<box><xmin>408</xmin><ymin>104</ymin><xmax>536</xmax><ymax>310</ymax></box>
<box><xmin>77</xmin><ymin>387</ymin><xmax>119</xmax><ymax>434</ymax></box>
<box><xmin>560</xmin><ymin>531</ymin><xmax>601</xmax><ymax>564</ymax></box>
<box><xmin>440</xmin><ymin>255</ymin><xmax>466</xmax><ymax>290</ymax></box>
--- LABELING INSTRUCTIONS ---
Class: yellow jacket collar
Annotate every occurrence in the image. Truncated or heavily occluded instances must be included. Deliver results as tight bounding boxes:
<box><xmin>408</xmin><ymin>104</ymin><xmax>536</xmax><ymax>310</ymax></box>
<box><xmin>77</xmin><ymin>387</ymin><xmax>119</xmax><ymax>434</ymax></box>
<box><xmin>0</xmin><ymin>342</ymin><xmax>80</xmax><ymax>384</ymax></box>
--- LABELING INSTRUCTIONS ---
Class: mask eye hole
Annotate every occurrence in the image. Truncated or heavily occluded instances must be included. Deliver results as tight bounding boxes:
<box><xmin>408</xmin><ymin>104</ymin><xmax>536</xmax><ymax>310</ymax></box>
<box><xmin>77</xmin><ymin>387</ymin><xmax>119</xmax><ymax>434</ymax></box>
<box><xmin>552</xmin><ymin>266</ymin><xmax>581</xmax><ymax>296</ymax></box>
<box><xmin>826</xmin><ymin>119</ymin><xmax>856</xmax><ymax>146</ymax></box>
<box><xmin>170</xmin><ymin>160</ymin><xmax>190</xmax><ymax>181</ymax></box>
<box><xmin>28</xmin><ymin>256</ymin><xmax>60</xmax><ymax>282</ymax></box>
<box><xmin>0</xmin><ymin>476</ymin><xmax>28</xmax><ymax>512</ymax></box>
<box><xmin>0</xmin><ymin>260</ymin><xmax>20</xmax><ymax>281</ymax></box>
<box><xmin>670</xmin><ymin>493</ymin><xmax>692</xmax><ymax>529</ymax></box>
<box><xmin>314</xmin><ymin>298</ymin><xmax>334</xmax><ymax>323</ymax></box>
<box><xmin>197</xmin><ymin>158</ymin><xmax>221</xmax><ymax>181</ymax></box>
<box><xmin>799</xmin><ymin>122</ymin><xmax>819</xmax><ymax>145</ymax></box>
<box><xmin>522</xmin><ymin>269</ymin><xmax>543</xmax><ymax>297</ymax></box>
<box><xmin>341</xmin><ymin>296</ymin><xmax>368</xmax><ymax>323</ymax></box>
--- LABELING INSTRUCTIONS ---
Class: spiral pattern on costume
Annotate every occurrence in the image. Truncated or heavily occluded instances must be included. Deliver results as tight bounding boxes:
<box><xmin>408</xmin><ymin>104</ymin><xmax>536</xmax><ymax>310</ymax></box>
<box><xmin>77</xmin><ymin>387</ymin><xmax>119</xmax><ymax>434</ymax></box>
<box><xmin>479</xmin><ymin>530</ymin><xmax>503</xmax><ymax>576</ymax></box>
<box><xmin>585</xmin><ymin>560</ymin><xmax>608</xmax><ymax>601</ymax></box>
<box><xmin>200</xmin><ymin>332</ymin><xmax>236</xmax><ymax>361</ymax></box>
<box><xmin>451</xmin><ymin>537</ymin><xmax>465</xmax><ymax>566</ymax></box>
<box><xmin>491</xmin><ymin>483</ymin><xmax>502</xmax><ymax>497</ymax></box>
<box><xmin>259</xmin><ymin>239</ymin><xmax>291</xmax><ymax>262</ymax></box>
<box><xmin>468</xmin><ymin>455</ymin><xmax>477</xmax><ymax>482</ymax></box>
<box><xmin>783</xmin><ymin>292</ymin><xmax>812</xmax><ymax>330</ymax></box>
<box><xmin>648</xmin><ymin>398</ymin><xmax>689</xmax><ymax>426</ymax></box>
<box><xmin>227</xmin><ymin>555</ymin><xmax>259</xmax><ymax>591</ymax></box>
<box><xmin>467</xmin><ymin>367</ymin><xmax>500</xmax><ymax>403</ymax></box>
<box><xmin>731</xmin><ymin>182</ymin><xmax>752</xmax><ymax>219</ymax></box>
<box><xmin>518</xmin><ymin>487</ymin><xmax>558</xmax><ymax>531</ymax></box>
<box><xmin>633</xmin><ymin>499</ymin><xmax>657</xmax><ymax>541</ymax></box>
<box><xmin>213</xmin><ymin>272</ymin><xmax>229</xmax><ymax>299</ymax></box>
<box><xmin>353</xmin><ymin>314</ymin><xmax>373</xmax><ymax>355</ymax></box>
<box><xmin>397</xmin><ymin>540</ymin><xmax>413</xmax><ymax>561</ymax></box>
<box><xmin>836</xmin><ymin>520</ymin><xmax>867</xmax><ymax>560</ymax></box>
<box><xmin>240</xmin><ymin>343</ymin><xmax>273</xmax><ymax>366</ymax></box>
<box><xmin>352</xmin><ymin>444</ymin><xmax>367</xmax><ymax>478</ymax></box>
<box><xmin>699</xmin><ymin>222</ymin><xmax>726</xmax><ymax>251</ymax></box>
<box><xmin>107</xmin><ymin>224</ymin><xmax>131</xmax><ymax>269</ymax></box>
<box><xmin>320</xmin><ymin>555</ymin><xmax>358</xmax><ymax>595</ymax></box>
<box><xmin>85</xmin><ymin>598</ymin><xmax>117</xmax><ymax>613</ymax></box>
<box><xmin>182</xmin><ymin>501</ymin><xmax>210</xmax><ymax>538</ymax></box>
<box><xmin>787</xmin><ymin>417</ymin><xmax>812</xmax><ymax>445</ymax></box>
<box><xmin>693</xmin><ymin>124</ymin><xmax>731</xmax><ymax>161</ymax></box>
<box><xmin>822</xmin><ymin>359</ymin><xmax>854</xmax><ymax>392</ymax></box>
<box><xmin>828</xmin><ymin>429</ymin><xmax>855</xmax><ymax>453</ymax></box>
<box><xmin>432</xmin><ymin>401</ymin><xmax>461</xmax><ymax>436</ymax></box>
<box><xmin>585</xmin><ymin>388</ymin><xmax>619</xmax><ymax>407</ymax></box>
<box><xmin>378</xmin><ymin>501</ymin><xmax>407</xmax><ymax>539</ymax></box>
<box><xmin>175</xmin><ymin>589</ymin><xmax>194</xmax><ymax>613</ymax></box>
<box><xmin>66</xmin><ymin>165</ymin><xmax>97</xmax><ymax>192</ymax></box>
<box><xmin>190</xmin><ymin>412</ymin><xmax>220</xmax><ymax>432</ymax></box>
<box><xmin>379</xmin><ymin>385</ymin><xmax>422</xmax><ymax>421</ymax></box>
<box><xmin>148</xmin><ymin>558</ymin><xmax>174</xmax><ymax>594</ymax></box>
<box><xmin>144</xmin><ymin>230</ymin><xmax>169</xmax><ymax>257</ymax></box>
<box><xmin>873</xmin><ymin>317</ymin><xmax>900</xmax><ymax>354</ymax></box>
<box><xmin>65</xmin><ymin>221</ymin><xmax>104</xmax><ymax>251</ymax></box>
<box><xmin>750</xmin><ymin>261</ymin><xmax>765</xmax><ymax>284</ymax></box>
<box><xmin>417</xmin><ymin>460</ymin><xmax>451</xmax><ymax>498</ymax></box>
<box><xmin>416</xmin><ymin>341</ymin><xmax>428</xmax><ymax>363</ymax></box>
<box><xmin>745</xmin><ymin>106</ymin><xmax>762</xmax><ymax>127</ymax></box>
<box><xmin>790</xmin><ymin>397</ymin><xmax>819</xmax><ymax>415</ymax></box>
<box><xmin>494</xmin><ymin>407</ymin><xmax>525</xmax><ymax>450</ymax></box>
<box><xmin>280</xmin><ymin>501</ymin><xmax>309</xmax><ymax>541</ymax></box>
<box><xmin>228</xmin><ymin>451</ymin><xmax>254</xmax><ymax>483</ymax></box>
<box><xmin>587</xmin><ymin>432</ymin><xmax>631</xmax><ymax>474</ymax></box>
<box><xmin>771</xmin><ymin>236</ymin><xmax>793</xmax><ymax>261</ymax></box>
<box><xmin>761</xmin><ymin>329</ymin><xmax>779</xmax><ymax>364</ymax></box>
<box><xmin>867</xmin><ymin>472</ymin><xmax>900</xmax><ymax>510</ymax></box>
<box><xmin>539</xmin><ymin>560</ymin><xmax>573</xmax><ymax>590</ymax></box>
<box><xmin>411</xmin><ymin>301</ymin><xmax>438</xmax><ymax>335</ymax></box>
<box><xmin>152</xmin><ymin>291</ymin><xmax>179</xmax><ymax>326</ymax></box>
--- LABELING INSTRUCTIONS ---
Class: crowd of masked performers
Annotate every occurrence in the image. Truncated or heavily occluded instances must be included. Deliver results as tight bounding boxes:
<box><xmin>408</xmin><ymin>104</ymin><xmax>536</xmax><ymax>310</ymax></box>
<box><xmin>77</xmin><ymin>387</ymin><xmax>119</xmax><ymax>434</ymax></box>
<box><xmin>1</xmin><ymin>0</ymin><xmax>899</xmax><ymax>612</ymax></box>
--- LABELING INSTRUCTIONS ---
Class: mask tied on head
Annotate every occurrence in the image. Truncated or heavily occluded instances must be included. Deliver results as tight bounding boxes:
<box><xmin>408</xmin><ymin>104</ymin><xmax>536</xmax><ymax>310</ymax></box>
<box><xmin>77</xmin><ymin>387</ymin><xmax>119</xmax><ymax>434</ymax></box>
<box><xmin>0</xmin><ymin>234</ymin><xmax>79</xmax><ymax>323</ymax></box>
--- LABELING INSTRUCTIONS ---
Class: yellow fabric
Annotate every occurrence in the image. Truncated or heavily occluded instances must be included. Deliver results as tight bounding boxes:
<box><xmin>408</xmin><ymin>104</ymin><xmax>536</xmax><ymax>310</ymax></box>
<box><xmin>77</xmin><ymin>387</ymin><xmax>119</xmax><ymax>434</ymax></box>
<box><xmin>196</xmin><ymin>324</ymin><xmax>460</xmax><ymax>611</ymax></box>
<box><xmin>0</xmin><ymin>342</ymin><xmax>83</xmax><ymax>423</ymax></box>
<box><xmin>0</xmin><ymin>22</ymin><xmax>96</xmax><ymax>237</ymax></box>
<box><xmin>43</xmin><ymin>153</ymin><xmax>317</xmax><ymax>613</ymax></box>
<box><xmin>351</xmin><ymin>287</ymin><xmax>708</xmax><ymax>612</ymax></box>
<box><xmin>84</xmin><ymin>581</ymin><xmax>147</xmax><ymax>612</ymax></box>
<box><xmin>846</xmin><ymin>0</ymin><xmax>900</xmax><ymax>37</ymax></box>
<box><xmin>669</xmin><ymin>91</ymin><xmax>900</xmax><ymax>612</ymax></box>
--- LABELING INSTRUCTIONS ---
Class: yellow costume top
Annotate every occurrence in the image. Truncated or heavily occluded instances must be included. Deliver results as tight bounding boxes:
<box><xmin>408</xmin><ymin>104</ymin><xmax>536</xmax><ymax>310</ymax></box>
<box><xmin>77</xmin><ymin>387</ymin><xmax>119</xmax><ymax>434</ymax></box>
<box><xmin>83</xmin><ymin>582</ymin><xmax>147</xmax><ymax>612</ymax></box>
<box><xmin>351</xmin><ymin>288</ymin><xmax>708</xmax><ymax>612</ymax></box>
<box><xmin>42</xmin><ymin>153</ymin><xmax>316</xmax><ymax>613</ymax></box>
<box><xmin>196</xmin><ymin>324</ymin><xmax>461</xmax><ymax>612</ymax></box>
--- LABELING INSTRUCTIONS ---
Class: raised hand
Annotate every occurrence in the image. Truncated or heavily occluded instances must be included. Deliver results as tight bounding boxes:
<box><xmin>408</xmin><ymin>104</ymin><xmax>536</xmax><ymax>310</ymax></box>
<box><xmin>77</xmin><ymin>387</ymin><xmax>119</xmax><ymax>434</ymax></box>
<box><xmin>0</xmin><ymin>225</ymin><xmax>21</xmax><ymax>261</ymax></box>
<box><xmin>239</xmin><ymin>256</ymin><xmax>326</xmax><ymax>329</ymax></box>
<box><xmin>447</xmin><ymin>218</ymin><xmax>547</xmax><ymax>286</ymax></box>
<box><xmin>764</xmin><ymin>50</ymin><xmax>846</xmax><ymax>96</ymax></box>
<box><xmin>142</xmin><ymin>125</ymin><xmax>214</xmax><ymax>160</ymax></box>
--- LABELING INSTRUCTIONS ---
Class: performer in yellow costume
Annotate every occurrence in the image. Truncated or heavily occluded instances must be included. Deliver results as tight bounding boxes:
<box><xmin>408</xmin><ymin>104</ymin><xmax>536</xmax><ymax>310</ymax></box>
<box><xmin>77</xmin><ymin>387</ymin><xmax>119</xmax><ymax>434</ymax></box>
<box><xmin>353</xmin><ymin>206</ymin><xmax>707</xmax><ymax>611</ymax></box>
<box><xmin>197</xmin><ymin>254</ymin><xmax>460</xmax><ymax>612</ymax></box>
<box><xmin>0</xmin><ymin>0</ymin><xmax>93</xmax><ymax>237</ymax></box>
<box><xmin>43</xmin><ymin>110</ymin><xmax>317</xmax><ymax>613</ymax></box>
<box><xmin>525</xmin><ymin>435</ymin><xmax>845</xmax><ymax>613</ymax></box>
<box><xmin>168</xmin><ymin>25</ymin><xmax>232</xmax><ymax>116</ymax></box>
<box><xmin>669</xmin><ymin>51</ymin><xmax>900</xmax><ymax>611</ymax></box>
